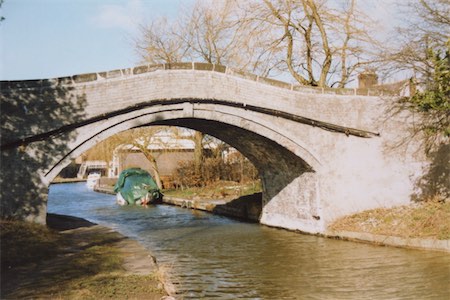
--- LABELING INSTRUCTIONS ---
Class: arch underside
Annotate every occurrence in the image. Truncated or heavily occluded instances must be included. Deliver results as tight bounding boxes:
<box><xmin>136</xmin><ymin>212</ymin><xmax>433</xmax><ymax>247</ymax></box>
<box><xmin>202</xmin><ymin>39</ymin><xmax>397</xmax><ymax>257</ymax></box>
<box><xmin>155</xmin><ymin>118</ymin><xmax>311</xmax><ymax>194</ymax></box>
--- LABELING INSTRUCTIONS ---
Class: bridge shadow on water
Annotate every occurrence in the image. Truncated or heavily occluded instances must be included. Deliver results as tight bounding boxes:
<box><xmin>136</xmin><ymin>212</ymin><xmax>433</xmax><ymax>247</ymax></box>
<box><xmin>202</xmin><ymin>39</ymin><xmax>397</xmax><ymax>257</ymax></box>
<box><xmin>0</xmin><ymin>80</ymin><xmax>87</xmax><ymax>221</ymax></box>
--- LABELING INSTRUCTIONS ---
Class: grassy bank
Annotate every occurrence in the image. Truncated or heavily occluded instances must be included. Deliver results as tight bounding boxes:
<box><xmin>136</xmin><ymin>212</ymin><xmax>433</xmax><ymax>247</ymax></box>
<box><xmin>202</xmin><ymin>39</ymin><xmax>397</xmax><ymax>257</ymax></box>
<box><xmin>1</xmin><ymin>216</ymin><xmax>167</xmax><ymax>299</ymax></box>
<box><xmin>163</xmin><ymin>180</ymin><xmax>262</xmax><ymax>200</ymax></box>
<box><xmin>330</xmin><ymin>200</ymin><xmax>450</xmax><ymax>240</ymax></box>
<box><xmin>51</xmin><ymin>176</ymin><xmax>86</xmax><ymax>184</ymax></box>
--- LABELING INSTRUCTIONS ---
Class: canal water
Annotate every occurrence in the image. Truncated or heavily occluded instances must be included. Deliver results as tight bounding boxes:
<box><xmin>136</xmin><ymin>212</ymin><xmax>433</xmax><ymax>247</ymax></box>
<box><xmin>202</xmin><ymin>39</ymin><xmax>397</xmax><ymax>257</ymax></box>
<box><xmin>48</xmin><ymin>183</ymin><xmax>450</xmax><ymax>299</ymax></box>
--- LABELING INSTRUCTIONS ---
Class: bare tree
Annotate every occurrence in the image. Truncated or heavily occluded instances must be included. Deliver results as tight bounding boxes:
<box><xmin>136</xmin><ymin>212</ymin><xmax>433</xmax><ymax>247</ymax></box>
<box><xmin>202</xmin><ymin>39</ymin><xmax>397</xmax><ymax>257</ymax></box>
<box><xmin>116</xmin><ymin>127</ymin><xmax>176</xmax><ymax>189</ymax></box>
<box><xmin>136</xmin><ymin>1</ymin><xmax>240</xmax><ymax>65</ymax></box>
<box><xmin>178</xmin><ymin>0</ymin><xmax>239</xmax><ymax>64</ymax></box>
<box><xmin>136</xmin><ymin>0</ymin><xmax>282</xmax><ymax>76</ymax></box>
<box><xmin>135</xmin><ymin>17</ymin><xmax>189</xmax><ymax>64</ymax></box>
<box><xmin>385</xmin><ymin>0</ymin><xmax>449</xmax><ymax>149</ymax></box>
<box><xmin>136</xmin><ymin>0</ymin><xmax>382</xmax><ymax>87</ymax></box>
<box><xmin>83</xmin><ymin>135</ymin><xmax>122</xmax><ymax>165</ymax></box>
<box><xmin>254</xmin><ymin>0</ymin><xmax>323</xmax><ymax>86</ymax></box>
<box><xmin>240</xmin><ymin>0</ymin><xmax>380</xmax><ymax>87</ymax></box>
<box><xmin>386</xmin><ymin>0</ymin><xmax>449</xmax><ymax>81</ymax></box>
<box><xmin>84</xmin><ymin>127</ymin><xmax>172</xmax><ymax>189</ymax></box>
<box><xmin>411</xmin><ymin>0</ymin><xmax>449</xmax><ymax>43</ymax></box>
<box><xmin>326</xmin><ymin>0</ymin><xmax>383</xmax><ymax>87</ymax></box>
<box><xmin>170</xmin><ymin>127</ymin><xmax>207</xmax><ymax>175</ymax></box>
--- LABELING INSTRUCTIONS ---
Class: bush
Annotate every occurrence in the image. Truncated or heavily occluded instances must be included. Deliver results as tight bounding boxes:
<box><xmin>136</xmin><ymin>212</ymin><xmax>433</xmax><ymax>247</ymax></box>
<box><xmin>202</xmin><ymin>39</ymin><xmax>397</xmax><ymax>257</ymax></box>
<box><xmin>173</xmin><ymin>154</ymin><xmax>258</xmax><ymax>189</ymax></box>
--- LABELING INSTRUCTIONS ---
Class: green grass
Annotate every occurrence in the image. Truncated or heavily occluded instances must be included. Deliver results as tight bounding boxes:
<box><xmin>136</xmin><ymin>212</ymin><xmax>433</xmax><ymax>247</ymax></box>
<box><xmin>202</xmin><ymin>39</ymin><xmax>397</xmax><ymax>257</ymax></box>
<box><xmin>0</xmin><ymin>220</ymin><xmax>66</xmax><ymax>270</ymax></box>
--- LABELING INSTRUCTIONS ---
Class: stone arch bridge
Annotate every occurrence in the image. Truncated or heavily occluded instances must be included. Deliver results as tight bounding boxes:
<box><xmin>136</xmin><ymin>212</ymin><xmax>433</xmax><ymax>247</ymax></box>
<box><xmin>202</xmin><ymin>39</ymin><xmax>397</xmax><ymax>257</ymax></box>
<box><xmin>0</xmin><ymin>62</ymin><xmax>425</xmax><ymax>234</ymax></box>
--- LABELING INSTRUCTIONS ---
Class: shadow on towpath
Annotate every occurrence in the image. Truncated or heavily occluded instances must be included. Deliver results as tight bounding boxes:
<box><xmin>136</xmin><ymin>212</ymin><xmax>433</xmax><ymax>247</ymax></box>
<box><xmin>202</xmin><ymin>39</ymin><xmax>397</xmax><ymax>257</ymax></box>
<box><xmin>1</xmin><ymin>214</ymin><xmax>169</xmax><ymax>299</ymax></box>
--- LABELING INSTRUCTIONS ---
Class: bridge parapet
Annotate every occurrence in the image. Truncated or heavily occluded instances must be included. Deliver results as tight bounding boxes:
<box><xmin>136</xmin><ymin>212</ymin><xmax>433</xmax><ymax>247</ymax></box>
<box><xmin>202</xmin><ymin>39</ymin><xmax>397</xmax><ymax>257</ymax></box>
<box><xmin>0</xmin><ymin>62</ymin><xmax>400</xmax><ymax>96</ymax></box>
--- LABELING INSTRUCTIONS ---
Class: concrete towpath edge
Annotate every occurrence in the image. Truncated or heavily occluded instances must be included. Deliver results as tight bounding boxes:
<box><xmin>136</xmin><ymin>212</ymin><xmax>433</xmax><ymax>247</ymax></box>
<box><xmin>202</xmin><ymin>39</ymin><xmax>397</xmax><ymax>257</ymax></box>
<box><xmin>324</xmin><ymin>230</ymin><xmax>450</xmax><ymax>253</ymax></box>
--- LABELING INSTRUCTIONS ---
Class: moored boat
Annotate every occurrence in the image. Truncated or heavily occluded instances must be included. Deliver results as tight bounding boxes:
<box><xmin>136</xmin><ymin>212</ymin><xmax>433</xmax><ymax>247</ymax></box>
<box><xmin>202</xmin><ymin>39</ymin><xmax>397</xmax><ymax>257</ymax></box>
<box><xmin>113</xmin><ymin>168</ymin><xmax>163</xmax><ymax>206</ymax></box>
<box><xmin>86</xmin><ymin>172</ymin><xmax>101</xmax><ymax>190</ymax></box>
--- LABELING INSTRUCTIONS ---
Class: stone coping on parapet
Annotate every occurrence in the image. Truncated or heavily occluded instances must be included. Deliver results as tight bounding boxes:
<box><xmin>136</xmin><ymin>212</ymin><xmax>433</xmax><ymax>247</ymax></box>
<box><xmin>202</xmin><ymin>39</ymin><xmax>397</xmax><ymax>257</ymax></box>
<box><xmin>326</xmin><ymin>230</ymin><xmax>450</xmax><ymax>253</ymax></box>
<box><xmin>0</xmin><ymin>62</ymin><xmax>400</xmax><ymax>97</ymax></box>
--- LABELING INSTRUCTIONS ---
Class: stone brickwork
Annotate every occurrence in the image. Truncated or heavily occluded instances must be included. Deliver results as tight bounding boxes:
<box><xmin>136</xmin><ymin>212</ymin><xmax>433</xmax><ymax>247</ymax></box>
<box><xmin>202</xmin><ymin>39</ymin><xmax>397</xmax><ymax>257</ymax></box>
<box><xmin>0</xmin><ymin>63</ymin><xmax>426</xmax><ymax>234</ymax></box>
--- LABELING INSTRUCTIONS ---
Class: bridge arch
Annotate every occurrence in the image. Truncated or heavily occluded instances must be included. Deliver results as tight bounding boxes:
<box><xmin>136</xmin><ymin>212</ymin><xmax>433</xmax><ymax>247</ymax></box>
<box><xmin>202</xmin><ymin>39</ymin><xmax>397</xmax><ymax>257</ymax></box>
<box><xmin>45</xmin><ymin>102</ymin><xmax>323</xmax><ymax>179</ymax></box>
<box><xmin>44</xmin><ymin>102</ymin><xmax>324</xmax><ymax>233</ymax></box>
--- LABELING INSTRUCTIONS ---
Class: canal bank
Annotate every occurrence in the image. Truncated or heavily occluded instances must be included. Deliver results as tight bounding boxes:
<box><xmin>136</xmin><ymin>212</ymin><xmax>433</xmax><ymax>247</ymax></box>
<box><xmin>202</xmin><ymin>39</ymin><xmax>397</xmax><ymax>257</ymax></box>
<box><xmin>50</xmin><ymin>214</ymin><xmax>177</xmax><ymax>298</ymax></box>
<box><xmin>94</xmin><ymin>184</ymin><xmax>450</xmax><ymax>253</ymax></box>
<box><xmin>326</xmin><ymin>230</ymin><xmax>450</xmax><ymax>253</ymax></box>
<box><xmin>1</xmin><ymin>213</ymin><xmax>175</xmax><ymax>299</ymax></box>
<box><xmin>163</xmin><ymin>194</ymin><xmax>262</xmax><ymax>222</ymax></box>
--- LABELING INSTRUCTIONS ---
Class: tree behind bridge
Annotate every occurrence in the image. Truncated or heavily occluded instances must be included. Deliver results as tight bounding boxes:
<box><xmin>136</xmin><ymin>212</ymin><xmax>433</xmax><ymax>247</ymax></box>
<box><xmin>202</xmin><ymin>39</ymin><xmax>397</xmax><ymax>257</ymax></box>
<box><xmin>135</xmin><ymin>0</ymin><xmax>381</xmax><ymax>87</ymax></box>
<box><xmin>83</xmin><ymin>127</ymin><xmax>172</xmax><ymax>189</ymax></box>
<box><xmin>384</xmin><ymin>0</ymin><xmax>449</xmax><ymax>200</ymax></box>
<box><xmin>385</xmin><ymin>0</ymin><xmax>449</xmax><ymax>151</ymax></box>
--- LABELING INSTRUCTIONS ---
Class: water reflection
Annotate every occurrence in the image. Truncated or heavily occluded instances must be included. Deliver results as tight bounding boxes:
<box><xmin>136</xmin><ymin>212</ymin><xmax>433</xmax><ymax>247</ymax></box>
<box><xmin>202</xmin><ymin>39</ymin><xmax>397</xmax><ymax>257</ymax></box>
<box><xmin>48</xmin><ymin>183</ymin><xmax>450</xmax><ymax>299</ymax></box>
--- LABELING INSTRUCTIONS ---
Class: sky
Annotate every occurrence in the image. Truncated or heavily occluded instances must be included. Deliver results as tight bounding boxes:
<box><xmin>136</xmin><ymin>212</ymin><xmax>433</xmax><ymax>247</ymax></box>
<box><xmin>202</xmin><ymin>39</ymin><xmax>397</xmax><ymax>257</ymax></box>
<box><xmin>0</xmin><ymin>0</ymin><xmax>195</xmax><ymax>80</ymax></box>
<box><xmin>0</xmin><ymin>0</ymin><xmax>399</xmax><ymax>81</ymax></box>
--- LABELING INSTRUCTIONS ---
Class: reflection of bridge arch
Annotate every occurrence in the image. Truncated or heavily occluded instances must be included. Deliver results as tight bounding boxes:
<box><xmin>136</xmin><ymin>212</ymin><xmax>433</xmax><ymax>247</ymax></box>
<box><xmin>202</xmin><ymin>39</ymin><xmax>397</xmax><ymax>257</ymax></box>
<box><xmin>0</xmin><ymin>63</ymin><xmax>425</xmax><ymax>234</ymax></box>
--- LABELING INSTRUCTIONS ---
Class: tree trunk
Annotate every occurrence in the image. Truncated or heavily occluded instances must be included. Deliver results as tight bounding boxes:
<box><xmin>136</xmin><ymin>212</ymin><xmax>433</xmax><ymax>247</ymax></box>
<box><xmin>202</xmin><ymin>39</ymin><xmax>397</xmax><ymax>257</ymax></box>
<box><xmin>307</xmin><ymin>0</ymin><xmax>332</xmax><ymax>87</ymax></box>
<box><xmin>145</xmin><ymin>153</ymin><xmax>163</xmax><ymax>189</ymax></box>
<box><xmin>338</xmin><ymin>0</ymin><xmax>354</xmax><ymax>88</ymax></box>
<box><xmin>136</xmin><ymin>142</ymin><xmax>163</xmax><ymax>190</ymax></box>
<box><xmin>301</xmin><ymin>0</ymin><xmax>316</xmax><ymax>85</ymax></box>
<box><xmin>194</xmin><ymin>131</ymin><xmax>204</xmax><ymax>175</ymax></box>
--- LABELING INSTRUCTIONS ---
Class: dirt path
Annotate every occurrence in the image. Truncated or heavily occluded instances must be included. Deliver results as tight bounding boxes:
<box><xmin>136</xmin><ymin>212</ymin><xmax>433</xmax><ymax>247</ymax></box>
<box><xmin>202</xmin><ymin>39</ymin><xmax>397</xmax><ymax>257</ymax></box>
<box><xmin>48</xmin><ymin>214</ymin><xmax>160</xmax><ymax>276</ymax></box>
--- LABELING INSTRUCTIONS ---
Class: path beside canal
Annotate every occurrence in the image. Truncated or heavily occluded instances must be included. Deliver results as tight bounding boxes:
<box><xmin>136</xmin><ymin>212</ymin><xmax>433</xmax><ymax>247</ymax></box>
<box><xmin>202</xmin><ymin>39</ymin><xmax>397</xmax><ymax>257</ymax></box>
<box><xmin>1</xmin><ymin>214</ymin><xmax>175</xmax><ymax>299</ymax></box>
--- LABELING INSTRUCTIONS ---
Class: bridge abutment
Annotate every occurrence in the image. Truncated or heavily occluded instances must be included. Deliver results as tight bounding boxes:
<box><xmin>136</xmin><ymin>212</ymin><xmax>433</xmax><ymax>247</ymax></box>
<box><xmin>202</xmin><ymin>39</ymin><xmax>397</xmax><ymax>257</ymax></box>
<box><xmin>0</xmin><ymin>148</ymin><xmax>48</xmax><ymax>224</ymax></box>
<box><xmin>260</xmin><ymin>172</ymin><xmax>323</xmax><ymax>233</ymax></box>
